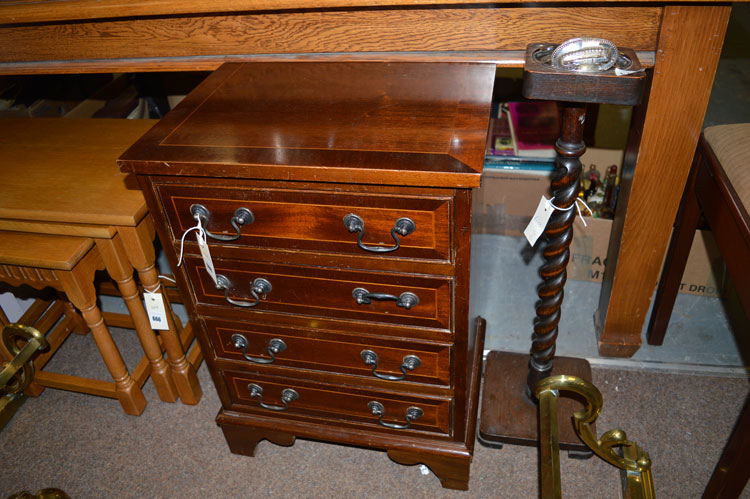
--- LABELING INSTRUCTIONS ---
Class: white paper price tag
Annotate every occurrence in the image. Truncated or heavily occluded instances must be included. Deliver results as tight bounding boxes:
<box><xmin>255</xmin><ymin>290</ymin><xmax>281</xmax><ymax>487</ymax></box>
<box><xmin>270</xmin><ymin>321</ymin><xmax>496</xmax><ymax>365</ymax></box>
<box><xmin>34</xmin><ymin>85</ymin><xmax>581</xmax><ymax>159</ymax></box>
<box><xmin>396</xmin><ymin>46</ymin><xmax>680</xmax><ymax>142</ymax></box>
<box><xmin>524</xmin><ymin>196</ymin><xmax>555</xmax><ymax>246</ymax></box>
<box><xmin>197</xmin><ymin>235</ymin><xmax>217</xmax><ymax>285</ymax></box>
<box><xmin>144</xmin><ymin>292</ymin><xmax>169</xmax><ymax>330</ymax></box>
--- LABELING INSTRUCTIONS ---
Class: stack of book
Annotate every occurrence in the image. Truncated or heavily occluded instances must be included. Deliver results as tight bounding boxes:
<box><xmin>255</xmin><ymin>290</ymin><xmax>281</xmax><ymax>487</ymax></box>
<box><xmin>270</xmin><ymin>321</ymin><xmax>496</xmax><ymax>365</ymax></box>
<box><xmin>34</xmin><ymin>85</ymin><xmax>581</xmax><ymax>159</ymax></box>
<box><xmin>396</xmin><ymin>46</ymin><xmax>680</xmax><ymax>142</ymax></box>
<box><xmin>484</xmin><ymin>100</ymin><xmax>559</xmax><ymax>172</ymax></box>
<box><xmin>484</xmin><ymin>100</ymin><xmax>622</xmax><ymax>219</ymax></box>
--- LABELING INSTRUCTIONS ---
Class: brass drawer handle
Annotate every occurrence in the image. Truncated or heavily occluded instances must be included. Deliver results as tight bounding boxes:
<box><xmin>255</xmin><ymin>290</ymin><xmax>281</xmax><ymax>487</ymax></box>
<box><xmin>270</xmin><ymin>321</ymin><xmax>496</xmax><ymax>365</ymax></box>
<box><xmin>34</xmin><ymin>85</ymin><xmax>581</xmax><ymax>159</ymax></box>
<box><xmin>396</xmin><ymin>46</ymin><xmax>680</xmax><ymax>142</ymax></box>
<box><xmin>360</xmin><ymin>350</ymin><xmax>421</xmax><ymax>381</ymax></box>
<box><xmin>190</xmin><ymin>203</ymin><xmax>254</xmax><ymax>241</ymax></box>
<box><xmin>232</xmin><ymin>334</ymin><xmax>286</xmax><ymax>364</ymax></box>
<box><xmin>352</xmin><ymin>288</ymin><xmax>419</xmax><ymax>310</ymax></box>
<box><xmin>343</xmin><ymin>213</ymin><xmax>415</xmax><ymax>253</ymax></box>
<box><xmin>247</xmin><ymin>383</ymin><xmax>298</xmax><ymax>411</ymax></box>
<box><xmin>367</xmin><ymin>401</ymin><xmax>423</xmax><ymax>430</ymax></box>
<box><xmin>216</xmin><ymin>274</ymin><xmax>272</xmax><ymax>308</ymax></box>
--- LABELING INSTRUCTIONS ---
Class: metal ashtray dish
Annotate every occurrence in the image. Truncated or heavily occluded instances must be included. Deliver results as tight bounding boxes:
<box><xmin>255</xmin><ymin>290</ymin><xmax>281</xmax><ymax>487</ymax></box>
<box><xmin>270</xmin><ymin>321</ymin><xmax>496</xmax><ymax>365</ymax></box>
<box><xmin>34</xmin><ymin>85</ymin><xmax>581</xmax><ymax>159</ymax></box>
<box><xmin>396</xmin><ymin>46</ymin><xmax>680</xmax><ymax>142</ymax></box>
<box><xmin>532</xmin><ymin>37</ymin><xmax>634</xmax><ymax>73</ymax></box>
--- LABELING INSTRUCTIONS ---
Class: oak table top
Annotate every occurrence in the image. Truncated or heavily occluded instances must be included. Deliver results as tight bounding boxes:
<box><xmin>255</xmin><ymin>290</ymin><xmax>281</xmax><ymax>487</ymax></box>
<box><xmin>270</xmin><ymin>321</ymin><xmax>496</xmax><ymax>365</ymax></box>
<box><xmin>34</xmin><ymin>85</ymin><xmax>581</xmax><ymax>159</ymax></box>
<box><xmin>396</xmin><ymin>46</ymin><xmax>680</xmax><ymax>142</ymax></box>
<box><xmin>0</xmin><ymin>118</ymin><xmax>156</xmax><ymax>228</ymax></box>
<box><xmin>0</xmin><ymin>231</ymin><xmax>95</xmax><ymax>271</ymax></box>
<box><xmin>0</xmin><ymin>116</ymin><xmax>203</xmax><ymax>406</ymax></box>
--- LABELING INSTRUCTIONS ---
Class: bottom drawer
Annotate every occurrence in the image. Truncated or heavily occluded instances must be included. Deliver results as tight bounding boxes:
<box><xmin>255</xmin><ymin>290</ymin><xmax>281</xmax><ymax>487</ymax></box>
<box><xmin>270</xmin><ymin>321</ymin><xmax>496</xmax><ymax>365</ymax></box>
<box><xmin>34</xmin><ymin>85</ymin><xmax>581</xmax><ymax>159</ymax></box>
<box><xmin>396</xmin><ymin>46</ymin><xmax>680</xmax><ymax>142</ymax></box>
<box><xmin>223</xmin><ymin>370</ymin><xmax>452</xmax><ymax>436</ymax></box>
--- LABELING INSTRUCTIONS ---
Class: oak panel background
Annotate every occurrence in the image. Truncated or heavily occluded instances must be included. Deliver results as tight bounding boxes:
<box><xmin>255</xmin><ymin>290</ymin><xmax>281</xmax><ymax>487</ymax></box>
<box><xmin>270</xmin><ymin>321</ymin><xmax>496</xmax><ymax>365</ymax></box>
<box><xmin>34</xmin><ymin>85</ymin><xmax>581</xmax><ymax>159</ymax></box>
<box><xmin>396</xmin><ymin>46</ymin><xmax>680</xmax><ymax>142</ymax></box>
<box><xmin>0</xmin><ymin>7</ymin><xmax>662</xmax><ymax>74</ymax></box>
<box><xmin>0</xmin><ymin>0</ymin><xmax>678</xmax><ymax>25</ymax></box>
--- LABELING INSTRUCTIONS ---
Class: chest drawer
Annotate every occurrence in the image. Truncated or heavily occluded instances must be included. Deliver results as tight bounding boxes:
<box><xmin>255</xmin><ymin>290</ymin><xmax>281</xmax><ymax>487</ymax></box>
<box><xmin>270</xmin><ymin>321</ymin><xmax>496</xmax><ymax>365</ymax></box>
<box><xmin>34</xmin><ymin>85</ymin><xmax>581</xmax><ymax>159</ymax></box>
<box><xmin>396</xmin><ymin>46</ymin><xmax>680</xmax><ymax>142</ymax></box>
<box><xmin>184</xmin><ymin>257</ymin><xmax>452</xmax><ymax>331</ymax></box>
<box><xmin>157</xmin><ymin>182</ymin><xmax>452</xmax><ymax>263</ymax></box>
<box><xmin>206</xmin><ymin>318</ymin><xmax>452</xmax><ymax>387</ymax></box>
<box><xmin>223</xmin><ymin>370</ymin><xmax>452</xmax><ymax>436</ymax></box>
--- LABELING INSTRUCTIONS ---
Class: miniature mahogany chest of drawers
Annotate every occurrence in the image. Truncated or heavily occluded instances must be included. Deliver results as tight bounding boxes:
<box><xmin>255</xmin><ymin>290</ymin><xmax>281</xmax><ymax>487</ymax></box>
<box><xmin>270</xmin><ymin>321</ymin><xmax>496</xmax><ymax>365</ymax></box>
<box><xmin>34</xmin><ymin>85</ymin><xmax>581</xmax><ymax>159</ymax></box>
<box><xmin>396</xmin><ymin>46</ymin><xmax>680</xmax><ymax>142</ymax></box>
<box><xmin>119</xmin><ymin>61</ymin><xmax>494</xmax><ymax>490</ymax></box>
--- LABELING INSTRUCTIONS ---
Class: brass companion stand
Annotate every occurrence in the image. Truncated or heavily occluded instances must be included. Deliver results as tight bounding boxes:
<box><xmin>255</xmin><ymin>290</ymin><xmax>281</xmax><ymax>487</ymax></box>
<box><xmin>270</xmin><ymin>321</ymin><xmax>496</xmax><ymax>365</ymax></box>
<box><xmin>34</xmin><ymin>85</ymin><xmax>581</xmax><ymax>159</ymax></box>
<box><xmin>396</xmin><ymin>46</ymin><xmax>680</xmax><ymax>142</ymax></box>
<box><xmin>536</xmin><ymin>375</ymin><xmax>654</xmax><ymax>499</ymax></box>
<box><xmin>479</xmin><ymin>39</ymin><xmax>646</xmax><ymax>452</ymax></box>
<box><xmin>0</xmin><ymin>323</ymin><xmax>48</xmax><ymax>431</ymax></box>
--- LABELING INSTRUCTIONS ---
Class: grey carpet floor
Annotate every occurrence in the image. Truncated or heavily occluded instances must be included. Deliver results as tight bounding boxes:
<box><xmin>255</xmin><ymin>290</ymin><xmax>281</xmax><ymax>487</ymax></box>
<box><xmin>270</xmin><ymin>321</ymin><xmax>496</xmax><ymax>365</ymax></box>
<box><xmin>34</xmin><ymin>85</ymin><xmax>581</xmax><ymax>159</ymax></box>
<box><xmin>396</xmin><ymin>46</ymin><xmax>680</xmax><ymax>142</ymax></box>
<box><xmin>0</xmin><ymin>326</ymin><xmax>748</xmax><ymax>498</ymax></box>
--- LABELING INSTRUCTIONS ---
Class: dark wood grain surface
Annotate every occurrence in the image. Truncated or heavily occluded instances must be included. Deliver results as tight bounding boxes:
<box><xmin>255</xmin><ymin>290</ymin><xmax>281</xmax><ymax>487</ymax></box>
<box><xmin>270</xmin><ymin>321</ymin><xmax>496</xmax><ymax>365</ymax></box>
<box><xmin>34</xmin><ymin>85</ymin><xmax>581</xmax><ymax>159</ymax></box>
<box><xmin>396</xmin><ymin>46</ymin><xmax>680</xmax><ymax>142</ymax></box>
<box><xmin>206</xmin><ymin>317</ymin><xmax>452</xmax><ymax>388</ymax></box>
<box><xmin>223</xmin><ymin>369</ymin><xmax>453</xmax><ymax>435</ymax></box>
<box><xmin>125</xmin><ymin>60</ymin><xmax>487</xmax><ymax>489</ymax></box>
<box><xmin>156</xmin><ymin>182</ymin><xmax>453</xmax><ymax>264</ymax></box>
<box><xmin>185</xmin><ymin>257</ymin><xmax>452</xmax><ymax>330</ymax></box>
<box><xmin>522</xmin><ymin>45</ymin><xmax>646</xmax><ymax>105</ymax></box>
<box><xmin>647</xmin><ymin>132</ymin><xmax>750</xmax><ymax>498</ymax></box>
<box><xmin>120</xmin><ymin>61</ymin><xmax>494</xmax><ymax>188</ymax></box>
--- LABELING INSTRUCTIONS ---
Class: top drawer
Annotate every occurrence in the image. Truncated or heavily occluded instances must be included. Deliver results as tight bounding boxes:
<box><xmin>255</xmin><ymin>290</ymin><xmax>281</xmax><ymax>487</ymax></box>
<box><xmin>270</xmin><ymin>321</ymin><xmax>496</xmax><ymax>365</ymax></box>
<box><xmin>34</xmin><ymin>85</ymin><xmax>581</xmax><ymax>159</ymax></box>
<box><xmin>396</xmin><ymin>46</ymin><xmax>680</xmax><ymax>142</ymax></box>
<box><xmin>156</xmin><ymin>183</ymin><xmax>452</xmax><ymax>264</ymax></box>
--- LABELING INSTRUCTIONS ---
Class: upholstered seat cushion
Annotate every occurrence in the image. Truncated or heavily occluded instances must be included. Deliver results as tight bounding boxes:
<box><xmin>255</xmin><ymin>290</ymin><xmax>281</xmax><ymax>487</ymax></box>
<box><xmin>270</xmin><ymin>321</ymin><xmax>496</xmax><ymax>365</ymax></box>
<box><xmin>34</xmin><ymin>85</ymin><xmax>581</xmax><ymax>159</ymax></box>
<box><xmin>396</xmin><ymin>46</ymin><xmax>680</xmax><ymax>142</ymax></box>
<box><xmin>704</xmin><ymin>123</ymin><xmax>750</xmax><ymax>210</ymax></box>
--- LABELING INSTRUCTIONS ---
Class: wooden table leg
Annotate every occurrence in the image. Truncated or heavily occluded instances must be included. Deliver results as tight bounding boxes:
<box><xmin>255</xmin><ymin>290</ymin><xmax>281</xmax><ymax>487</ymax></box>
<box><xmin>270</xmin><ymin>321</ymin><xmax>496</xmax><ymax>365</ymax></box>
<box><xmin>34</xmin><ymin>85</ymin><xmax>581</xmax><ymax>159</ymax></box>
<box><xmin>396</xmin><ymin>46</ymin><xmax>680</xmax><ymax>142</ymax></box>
<box><xmin>95</xmin><ymin>235</ymin><xmax>179</xmax><ymax>403</ymax></box>
<box><xmin>59</xmin><ymin>250</ymin><xmax>146</xmax><ymax>416</ymax></box>
<box><xmin>703</xmin><ymin>394</ymin><xmax>750</xmax><ymax>498</ymax></box>
<box><xmin>595</xmin><ymin>5</ymin><xmax>731</xmax><ymax>357</ymax></box>
<box><xmin>62</xmin><ymin>300</ymin><xmax>90</xmax><ymax>335</ymax></box>
<box><xmin>646</xmin><ymin>154</ymin><xmax>702</xmax><ymax>346</ymax></box>
<box><xmin>118</xmin><ymin>219</ymin><xmax>202</xmax><ymax>405</ymax></box>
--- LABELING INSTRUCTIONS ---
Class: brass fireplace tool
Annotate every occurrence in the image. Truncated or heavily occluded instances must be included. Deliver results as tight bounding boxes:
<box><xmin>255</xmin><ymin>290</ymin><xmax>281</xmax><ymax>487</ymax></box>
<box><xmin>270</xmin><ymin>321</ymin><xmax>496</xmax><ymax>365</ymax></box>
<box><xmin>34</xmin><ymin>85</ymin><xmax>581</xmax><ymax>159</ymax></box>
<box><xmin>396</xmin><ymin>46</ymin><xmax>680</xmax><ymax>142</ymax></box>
<box><xmin>536</xmin><ymin>375</ymin><xmax>654</xmax><ymax>498</ymax></box>
<box><xmin>1</xmin><ymin>323</ymin><xmax>48</xmax><ymax>430</ymax></box>
<box><xmin>479</xmin><ymin>38</ymin><xmax>646</xmax><ymax>453</ymax></box>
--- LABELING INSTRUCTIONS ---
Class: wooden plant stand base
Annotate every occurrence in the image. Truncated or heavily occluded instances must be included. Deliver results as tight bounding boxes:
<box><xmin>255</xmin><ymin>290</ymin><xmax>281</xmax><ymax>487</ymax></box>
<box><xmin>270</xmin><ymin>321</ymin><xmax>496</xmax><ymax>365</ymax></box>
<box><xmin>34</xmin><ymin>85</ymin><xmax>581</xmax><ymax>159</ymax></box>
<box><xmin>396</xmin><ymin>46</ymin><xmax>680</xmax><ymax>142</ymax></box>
<box><xmin>478</xmin><ymin>351</ymin><xmax>593</xmax><ymax>454</ymax></box>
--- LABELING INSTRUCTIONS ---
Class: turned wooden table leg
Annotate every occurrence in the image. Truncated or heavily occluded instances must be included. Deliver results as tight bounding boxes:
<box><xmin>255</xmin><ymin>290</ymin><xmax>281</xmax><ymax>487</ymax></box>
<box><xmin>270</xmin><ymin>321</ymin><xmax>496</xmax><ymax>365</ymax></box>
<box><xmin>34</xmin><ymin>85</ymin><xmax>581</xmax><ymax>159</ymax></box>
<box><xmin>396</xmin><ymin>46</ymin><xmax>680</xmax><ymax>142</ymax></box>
<box><xmin>60</xmin><ymin>252</ymin><xmax>147</xmax><ymax>416</ymax></box>
<box><xmin>62</xmin><ymin>300</ymin><xmax>90</xmax><ymax>335</ymax></box>
<box><xmin>118</xmin><ymin>220</ymin><xmax>202</xmax><ymax>405</ymax></box>
<box><xmin>95</xmin><ymin>235</ymin><xmax>179</xmax><ymax>403</ymax></box>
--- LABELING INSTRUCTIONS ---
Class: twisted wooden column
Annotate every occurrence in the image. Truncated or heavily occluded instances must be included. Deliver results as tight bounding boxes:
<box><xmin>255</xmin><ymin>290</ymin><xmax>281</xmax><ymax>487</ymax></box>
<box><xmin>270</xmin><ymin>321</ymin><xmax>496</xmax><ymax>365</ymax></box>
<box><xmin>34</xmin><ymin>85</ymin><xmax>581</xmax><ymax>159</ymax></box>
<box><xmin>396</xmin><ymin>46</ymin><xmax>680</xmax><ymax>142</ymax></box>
<box><xmin>527</xmin><ymin>103</ymin><xmax>586</xmax><ymax>394</ymax></box>
<box><xmin>478</xmin><ymin>41</ymin><xmax>645</xmax><ymax>452</ymax></box>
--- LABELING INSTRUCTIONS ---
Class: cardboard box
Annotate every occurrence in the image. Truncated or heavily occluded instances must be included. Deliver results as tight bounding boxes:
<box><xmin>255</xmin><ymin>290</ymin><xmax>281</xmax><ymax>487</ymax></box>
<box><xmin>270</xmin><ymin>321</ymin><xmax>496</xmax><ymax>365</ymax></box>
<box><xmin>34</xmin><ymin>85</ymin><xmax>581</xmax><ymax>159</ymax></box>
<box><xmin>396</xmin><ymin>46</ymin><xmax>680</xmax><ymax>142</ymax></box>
<box><xmin>472</xmin><ymin>148</ymin><xmax>726</xmax><ymax>297</ymax></box>
<box><xmin>567</xmin><ymin>217</ymin><xmax>725</xmax><ymax>297</ymax></box>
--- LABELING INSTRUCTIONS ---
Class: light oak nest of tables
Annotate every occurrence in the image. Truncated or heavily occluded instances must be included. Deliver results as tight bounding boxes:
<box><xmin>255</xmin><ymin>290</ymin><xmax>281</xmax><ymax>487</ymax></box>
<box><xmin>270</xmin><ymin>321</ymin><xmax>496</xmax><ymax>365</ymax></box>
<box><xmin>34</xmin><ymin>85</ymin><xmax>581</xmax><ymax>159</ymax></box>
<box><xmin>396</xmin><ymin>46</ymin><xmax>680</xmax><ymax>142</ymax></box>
<box><xmin>0</xmin><ymin>117</ymin><xmax>202</xmax><ymax>408</ymax></box>
<box><xmin>0</xmin><ymin>230</ymin><xmax>149</xmax><ymax>415</ymax></box>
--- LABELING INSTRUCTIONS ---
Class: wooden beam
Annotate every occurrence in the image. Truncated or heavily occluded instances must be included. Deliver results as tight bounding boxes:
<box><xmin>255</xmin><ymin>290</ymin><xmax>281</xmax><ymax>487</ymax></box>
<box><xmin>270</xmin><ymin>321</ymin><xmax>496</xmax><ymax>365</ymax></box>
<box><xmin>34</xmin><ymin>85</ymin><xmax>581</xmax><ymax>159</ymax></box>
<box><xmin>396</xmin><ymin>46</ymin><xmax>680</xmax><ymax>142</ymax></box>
<box><xmin>0</xmin><ymin>0</ymin><xmax>698</xmax><ymax>26</ymax></box>
<box><xmin>0</xmin><ymin>7</ymin><xmax>661</xmax><ymax>74</ymax></box>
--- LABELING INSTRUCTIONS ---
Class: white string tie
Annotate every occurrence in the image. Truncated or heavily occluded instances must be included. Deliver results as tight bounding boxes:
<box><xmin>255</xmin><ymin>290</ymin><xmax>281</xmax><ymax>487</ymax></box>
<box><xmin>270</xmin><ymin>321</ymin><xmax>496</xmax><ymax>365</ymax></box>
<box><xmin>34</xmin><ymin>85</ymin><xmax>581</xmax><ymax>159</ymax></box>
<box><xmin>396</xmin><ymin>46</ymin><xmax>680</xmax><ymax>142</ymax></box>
<box><xmin>177</xmin><ymin>217</ymin><xmax>206</xmax><ymax>267</ymax></box>
<box><xmin>548</xmin><ymin>198</ymin><xmax>594</xmax><ymax>227</ymax></box>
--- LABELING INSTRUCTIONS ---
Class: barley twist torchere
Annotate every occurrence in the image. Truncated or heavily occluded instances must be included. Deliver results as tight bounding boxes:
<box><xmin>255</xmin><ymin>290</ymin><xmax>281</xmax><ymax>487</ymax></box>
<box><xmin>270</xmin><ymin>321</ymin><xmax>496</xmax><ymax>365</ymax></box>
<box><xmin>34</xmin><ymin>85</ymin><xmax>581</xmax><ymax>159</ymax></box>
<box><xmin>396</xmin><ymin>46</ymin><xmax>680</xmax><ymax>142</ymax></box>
<box><xmin>479</xmin><ymin>39</ymin><xmax>646</xmax><ymax>452</ymax></box>
<box><xmin>527</xmin><ymin>103</ymin><xmax>586</xmax><ymax>395</ymax></box>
